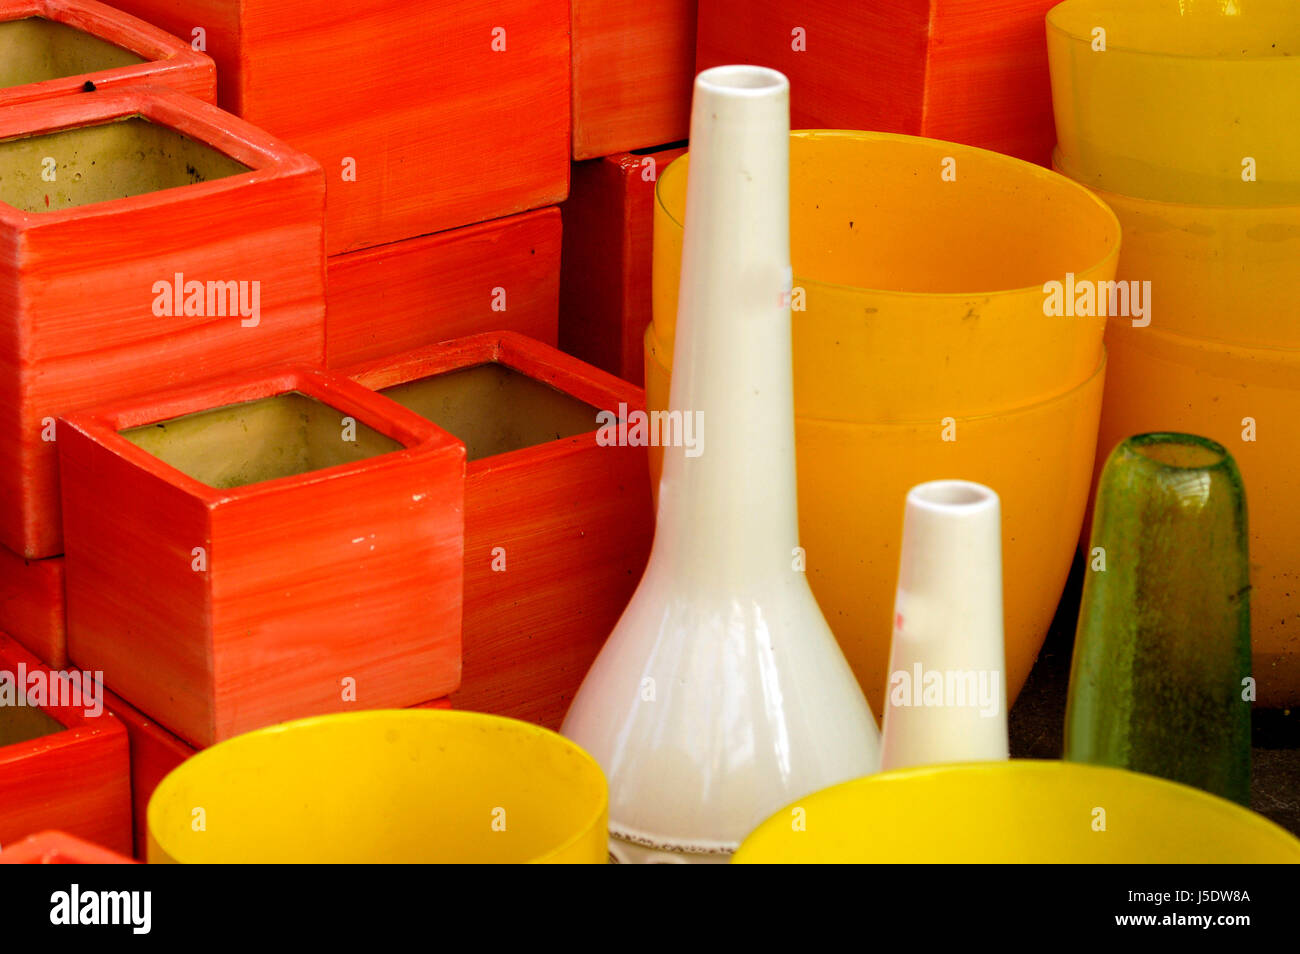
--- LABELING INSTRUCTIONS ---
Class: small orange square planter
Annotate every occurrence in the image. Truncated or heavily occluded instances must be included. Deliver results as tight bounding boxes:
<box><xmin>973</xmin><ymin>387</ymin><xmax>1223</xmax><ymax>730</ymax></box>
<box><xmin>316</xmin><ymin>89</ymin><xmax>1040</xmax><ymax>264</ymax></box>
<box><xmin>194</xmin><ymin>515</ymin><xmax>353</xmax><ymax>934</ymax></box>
<box><xmin>571</xmin><ymin>0</ymin><xmax>696</xmax><ymax>158</ymax></box>
<box><xmin>696</xmin><ymin>0</ymin><xmax>1060</xmax><ymax>165</ymax></box>
<box><xmin>560</xmin><ymin>146</ymin><xmax>686</xmax><ymax>385</ymax></box>
<box><xmin>106</xmin><ymin>0</ymin><xmax>570</xmax><ymax>254</ymax></box>
<box><xmin>326</xmin><ymin>207</ymin><xmax>562</xmax><ymax>368</ymax></box>
<box><xmin>59</xmin><ymin>366</ymin><xmax>465</xmax><ymax>749</ymax></box>
<box><xmin>346</xmin><ymin>332</ymin><xmax>654</xmax><ymax>729</ymax></box>
<box><xmin>0</xmin><ymin>830</ymin><xmax>136</xmax><ymax>863</ymax></box>
<box><xmin>0</xmin><ymin>634</ymin><xmax>132</xmax><ymax>854</ymax></box>
<box><xmin>106</xmin><ymin>688</ymin><xmax>452</xmax><ymax>859</ymax></box>
<box><xmin>0</xmin><ymin>545</ymin><xmax>66</xmax><ymax>669</ymax></box>
<box><xmin>0</xmin><ymin>86</ymin><xmax>326</xmax><ymax>560</ymax></box>
<box><xmin>0</xmin><ymin>0</ymin><xmax>215</xmax><ymax>107</ymax></box>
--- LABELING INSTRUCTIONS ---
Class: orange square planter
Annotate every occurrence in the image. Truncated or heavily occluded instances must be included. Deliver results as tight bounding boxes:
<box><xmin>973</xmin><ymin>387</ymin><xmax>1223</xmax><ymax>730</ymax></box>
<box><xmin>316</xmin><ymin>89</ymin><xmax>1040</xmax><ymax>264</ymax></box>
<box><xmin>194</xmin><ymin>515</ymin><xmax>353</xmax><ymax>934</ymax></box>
<box><xmin>696</xmin><ymin>0</ymin><xmax>1059</xmax><ymax>165</ymax></box>
<box><xmin>106</xmin><ymin>0</ymin><xmax>570</xmax><ymax>254</ymax></box>
<box><xmin>0</xmin><ymin>86</ymin><xmax>326</xmax><ymax>560</ymax></box>
<box><xmin>326</xmin><ymin>208</ymin><xmax>562</xmax><ymax>368</ymax></box>
<box><xmin>0</xmin><ymin>634</ymin><xmax>132</xmax><ymax>854</ymax></box>
<box><xmin>0</xmin><ymin>830</ymin><xmax>136</xmax><ymax>863</ymax></box>
<box><xmin>347</xmin><ymin>332</ymin><xmax>653</xmax><ymax>729</ymax></box>
<box><xmin>105</xmin><ymin>687</ymin><xmax>451</xmax><ymax>859</ymax></box>
<box><xmin>59</xmin><ymin>366</ymin><xmax>465</xmax><ymax>749</ymax></box>
<box><xmin>560</xmin><ymin>146</ymin><xmax>685</xmax><ymax>385</ymax></box>
<box><xmin>0</xmin><ymin>545</ymin><xmax>66</xmax><ymax>668</ymax></box>
<box><xmin>571</xmin><ymin>0</ymin><xmax>696</xmax><ymax>158</ymax></box>
<box><xmin>0</xmin><ymin>0</ymin><xmax>215</xmax><ymax>108</ymax></box>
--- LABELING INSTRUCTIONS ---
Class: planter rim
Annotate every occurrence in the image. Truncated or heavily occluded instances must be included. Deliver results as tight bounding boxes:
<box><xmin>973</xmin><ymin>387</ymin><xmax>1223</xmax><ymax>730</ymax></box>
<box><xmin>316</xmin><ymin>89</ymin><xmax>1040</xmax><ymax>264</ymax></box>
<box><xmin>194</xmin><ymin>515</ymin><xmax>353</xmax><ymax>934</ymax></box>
<box><xmin>649</xmin><ymin>326</ymin><xmax>1109</xmax><ymax>428</ymax></box>
<box><xmin>0</xmin><ymin>84</ymin><xmax>320</xmax><ymax>227</ymax></box>
<box><xmin>59</xmin><ymin>365</ymin><xmax>463</xmax><ymax>508</ymax></box>
<box><xmin>147</xmin><ymin>709</ymin><xmax>609</xmax><ymax>864</ymax></box>
<box><xmin>1056</xmin><ymin>149</ymin><xmax>1300</xmax><ymax>213</ymax></box>
<box><xmin>735</xmin><ymin>758</ymin><xmax>1300</xmax><ymax>860</ymax></box>
<box><xmin>656</xmin><ymin>129</ymin><xmax>1122</xmax><ymax>300</ymax></box>
<box><xmin>1047</xmin><ymin>0</ymin><xmax>1300</xmax><ymax>62</ymax></box>
<box><xmin>0</xmin><ymin>829</ymin><xmax>135</xmax><ymax>863</ymax></box>
<box><xmin>345</xmin><ymin>331</ymin><xmax>645</xmax><ymax>474</ymax></box>
<box><xmin>1107</xmin><ymin>317</ymin><xmax>1300</xmax><ymax>366</ymax></box>
<box><xmin>1</xmin><ymin>0</ymin><xmax>210</xmax><ymax>69</ymax></box>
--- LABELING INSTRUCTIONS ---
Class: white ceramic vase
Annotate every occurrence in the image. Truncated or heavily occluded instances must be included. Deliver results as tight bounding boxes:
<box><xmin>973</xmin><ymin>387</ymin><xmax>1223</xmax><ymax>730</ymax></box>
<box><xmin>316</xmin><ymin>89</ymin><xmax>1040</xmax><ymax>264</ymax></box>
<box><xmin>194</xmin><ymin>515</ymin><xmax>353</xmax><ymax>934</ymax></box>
<box><xmin>880</xmin><ymin>480</ymin><xmax>1009</xmax><ymax>771</ymax></box>
<box><xmin>560</xmin><ymin>64</ymin><xmax>880</xmax><ymax>864</ymax></box>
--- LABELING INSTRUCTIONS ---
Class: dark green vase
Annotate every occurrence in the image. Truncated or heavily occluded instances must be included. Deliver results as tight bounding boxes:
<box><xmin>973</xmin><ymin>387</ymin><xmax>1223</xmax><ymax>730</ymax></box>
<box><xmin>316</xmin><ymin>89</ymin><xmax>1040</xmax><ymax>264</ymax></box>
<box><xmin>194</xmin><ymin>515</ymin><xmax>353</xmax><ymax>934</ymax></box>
<box><xmin>1065</xmin><ymin>433</ymin><xmax>1251</xmax><ymax>805</ymax></box>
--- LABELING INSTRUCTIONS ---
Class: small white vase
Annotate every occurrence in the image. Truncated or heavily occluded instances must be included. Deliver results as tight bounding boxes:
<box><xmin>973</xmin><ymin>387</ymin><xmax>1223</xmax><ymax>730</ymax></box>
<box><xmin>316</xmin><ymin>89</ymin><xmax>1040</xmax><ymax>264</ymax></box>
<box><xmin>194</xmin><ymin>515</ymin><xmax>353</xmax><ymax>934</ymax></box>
<box><xmin>560</xmin><ymin>64</ymin><xmax>881</xmax><ymax>863</ymax></box>
<box><xmin>880</xmin><ymin>480</ymin><xmax>1009</xmax><ymax>771</ymax></box>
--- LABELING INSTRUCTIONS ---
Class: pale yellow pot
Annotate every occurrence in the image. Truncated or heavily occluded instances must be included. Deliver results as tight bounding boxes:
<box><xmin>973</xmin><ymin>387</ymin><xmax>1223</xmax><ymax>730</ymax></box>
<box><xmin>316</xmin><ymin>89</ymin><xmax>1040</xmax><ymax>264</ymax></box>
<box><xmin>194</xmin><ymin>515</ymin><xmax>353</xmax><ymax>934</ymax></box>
<box><xmin>1095</xmin><ymin>320</ymin><xmax>1300</xmax><ymax>707</ymax></box>
<box><xmin>147</xmin><ymin>710</ymin><xmax>609</xmax><ymax>863</ymax></box>
<box><xmin>648</xmin><ymin>131</ymin><xmax>1119</xmax><ymax>715</ymax></box>
<box><xmin>1048</xmin><ymin>0</ymin><xmax>1300</xmax><ymax>206</ymax></box>
<box><xmin>733</xmin><ymin>761</ymin><xmax>1300</xmax><ymax>863</ymax></box>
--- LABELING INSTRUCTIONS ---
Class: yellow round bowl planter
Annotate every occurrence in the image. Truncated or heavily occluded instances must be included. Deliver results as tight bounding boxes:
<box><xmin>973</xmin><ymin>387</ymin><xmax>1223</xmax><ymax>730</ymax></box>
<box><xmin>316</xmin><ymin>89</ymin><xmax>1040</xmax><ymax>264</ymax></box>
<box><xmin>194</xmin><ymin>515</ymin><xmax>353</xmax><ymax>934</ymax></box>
<box><xmin>733</xmin><ymin>761</ymin><xmax>1300</xmax><ymax>863</ymax></box>
<box><xmin>1094</xmin><ymin>321</ymin><xmax>1300</xmax><ymax>707</ymax></box>
<box><xmin>1047</xmin><ymin>0</ymin><xmax>1300</xmax><ymax>206</ymax></box>
<box><xmin>647</xmin><ymin>131</ymin><xmax>1120</xmax><ymax>715</ymax></box>
<box><xmin>147</xmin><ymin>710</ymin><xmax>609</xmax><ymax>863</ymax></box>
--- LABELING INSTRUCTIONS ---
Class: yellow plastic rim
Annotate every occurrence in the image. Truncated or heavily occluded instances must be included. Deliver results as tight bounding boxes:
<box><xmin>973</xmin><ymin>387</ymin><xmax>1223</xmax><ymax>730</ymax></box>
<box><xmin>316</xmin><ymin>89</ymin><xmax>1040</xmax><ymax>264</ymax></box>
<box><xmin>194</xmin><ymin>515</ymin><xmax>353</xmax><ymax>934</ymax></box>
<box><xmin>147</xmin><ymin>710</ymin><xmax>609</xmax><ymax>863</ymax></box>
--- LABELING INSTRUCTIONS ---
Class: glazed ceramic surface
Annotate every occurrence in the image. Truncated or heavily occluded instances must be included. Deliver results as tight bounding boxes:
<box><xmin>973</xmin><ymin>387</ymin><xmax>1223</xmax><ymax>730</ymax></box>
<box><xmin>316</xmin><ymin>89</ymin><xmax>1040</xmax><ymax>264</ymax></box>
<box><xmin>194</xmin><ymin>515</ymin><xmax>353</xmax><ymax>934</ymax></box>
<box><xmin>147</xmin><ymin>711</ymin><xmax>608</xmax><ymax>863</ymax></box>
<box><xmin>648</xmin><ymin>130</ymin><xmax>1118</xmax><ymax>714</ymax></box>
<box><xmin>1048</xmin><ymin>0</ymin><xmax>1300</xmax><ymax>205</ymax></box>
<box><xmin>0</xmin><ymin>547</ymin><xmax>65</xmax><ymax>668</ymax></box>
<box><xmin>564</xmin><ymin>67</ymin><xmax>880</xmax><ymax>864</ymax></box>
<box><xmin>733</xmin><ymin>761</ymin><xmax>1300</xmax><ymax>863</ymax></box>
<box><xmin>881</xmin><ymin>481</ymin><xmax>1008</xmax><ymax>771</ymax></box>
<box><xmin>1067</xmin><ymin>434</ymin><xmax>1251</xmax><ymax>805</ymax></box>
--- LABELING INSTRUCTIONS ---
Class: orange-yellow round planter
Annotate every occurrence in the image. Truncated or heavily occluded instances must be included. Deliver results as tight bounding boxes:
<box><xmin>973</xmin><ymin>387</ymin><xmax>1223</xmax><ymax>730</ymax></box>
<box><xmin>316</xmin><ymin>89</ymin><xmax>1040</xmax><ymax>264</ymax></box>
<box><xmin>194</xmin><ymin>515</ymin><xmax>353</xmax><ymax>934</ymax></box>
<box><xmin>1094</xmin><ymin>321</ymin><xmax>1300</xmax><ymax>706</ymax></box>
<box><xmin>732</xmin><ymin>761</ymin><xmax>1300</xmax><ymax>863</ymax></box>
<box><xmin>647</xmin><ymin>131</ymin><xmax>1120</xmax><ymax>715</ymax></box>
<box><xmin>147</xmin><ymin>711</ymin><xmax>609</xmax><ymax>864</ymax></box>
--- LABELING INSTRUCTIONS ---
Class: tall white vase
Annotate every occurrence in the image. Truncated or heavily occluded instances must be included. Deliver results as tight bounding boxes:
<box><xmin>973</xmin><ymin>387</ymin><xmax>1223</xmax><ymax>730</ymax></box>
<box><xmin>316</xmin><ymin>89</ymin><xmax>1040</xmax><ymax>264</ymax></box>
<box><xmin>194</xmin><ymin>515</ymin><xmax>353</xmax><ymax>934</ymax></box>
<box><xmin>880</xmin><ymin>480</ymin><xmax>1009</xmax><ymax>771</ymax></box>
<box><xmin>560</xmin><ymin>65</ymin><xmax>881</xmax><ymax>864</ymax></box>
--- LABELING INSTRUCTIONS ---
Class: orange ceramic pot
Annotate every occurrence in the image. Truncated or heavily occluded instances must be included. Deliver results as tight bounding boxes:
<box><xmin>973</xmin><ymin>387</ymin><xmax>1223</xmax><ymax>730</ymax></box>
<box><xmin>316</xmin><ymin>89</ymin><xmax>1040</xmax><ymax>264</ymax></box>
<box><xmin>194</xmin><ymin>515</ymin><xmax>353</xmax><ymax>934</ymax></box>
<box><xmin>647</xmin><ymin>131</ymin><xmax>1117</xmax><ymax>715</ymax></box>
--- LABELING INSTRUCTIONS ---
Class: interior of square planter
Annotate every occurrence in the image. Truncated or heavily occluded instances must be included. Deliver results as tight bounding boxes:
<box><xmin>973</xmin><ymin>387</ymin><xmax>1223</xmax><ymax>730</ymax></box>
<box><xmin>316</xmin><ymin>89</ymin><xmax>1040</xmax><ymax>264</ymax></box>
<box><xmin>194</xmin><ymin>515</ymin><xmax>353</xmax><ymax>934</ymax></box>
<box><xmin>0</xmin><ymin>16</ymin><xmax>144</xmax><ymax>89</ymax></box>
<box><xmin>0</xmin><ymin>675</ymin><xmax>66</xmax><ymax>748</ymax></box>
<box><xmin>0</xmin><ymin>116</ymin><xmax>248</xmax><ymax>213</ymax></box>
<box><xmin>120</xmin><ymin>392</ymin><xmax>404</xmax><ymax>489</ymax></box>
<box><xmin>380</xmin><ymin>363</ymin><xmax>601</xmax><ymax>462</ymax></box>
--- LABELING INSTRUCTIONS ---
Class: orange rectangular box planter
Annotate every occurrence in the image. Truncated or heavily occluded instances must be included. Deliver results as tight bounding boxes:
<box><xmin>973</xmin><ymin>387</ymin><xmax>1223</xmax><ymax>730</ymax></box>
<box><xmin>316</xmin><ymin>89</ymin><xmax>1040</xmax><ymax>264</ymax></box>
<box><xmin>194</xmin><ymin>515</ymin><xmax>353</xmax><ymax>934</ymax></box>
<box><xmin>0</xmin><ymin>86</ymin><xmax>326</xmax><ymax>560</ymax></box>
<box><xmin>326</xmin><ymin>208</ymin><xmax>562</xmax><ymax>368</ymax></box>
<box><xmin>0</xmin><ymin>633</ymin><xmax>132</xmax><ymax>854</ymax></box>
<box><xmin>59</xmin><ymin>366</ymin><xmax>465</xmax><ymax>749</ymax></box>
<box><xmin>571</xmin><ymin>0</ymin><xmax>696</xmax><ymax>158</ymax></box>
<box><xmin>106</xmin><ymin>0</ymin><xmax>570</xmax><ymax>254</ymax></box>
<box><xmin>696</xmin><ymin>0</ymin><xmax>1060</xmax><ymax>166</ymax></box>
<box><xmin>0</xmin><ymin>545</ymin><xmax>66</xmax><ymax>669</ymax></box>
<box><xmin>560</xmin><ymin>146</ymin><xmax>685</xmax><ymax>386</ymax></box>
<box><xmin>105</xmin><ymin>687</ymin><xmax>451</xmax><ymax>859</ymax></box>
<box><xmin>0</xmin><ymin>830</ymin><xmax>136</xmax><ymax>863</ymax></box>
<box><xmin>0</xmin><ymin>0</ymin><xmax>215</xmax><ymax>108</ymax></box>
<box><xmin>346</xmin><ymin>332</ymin><xmax>653</xmax><ymax>729</ymax></box>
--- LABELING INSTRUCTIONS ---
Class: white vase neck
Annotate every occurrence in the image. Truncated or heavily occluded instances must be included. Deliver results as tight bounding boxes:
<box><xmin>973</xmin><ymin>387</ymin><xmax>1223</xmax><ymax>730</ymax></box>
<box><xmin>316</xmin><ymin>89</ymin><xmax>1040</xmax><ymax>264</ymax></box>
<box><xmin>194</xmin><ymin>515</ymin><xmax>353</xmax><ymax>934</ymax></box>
<box><xmin>654</xmin><ymin>65</ymin><xmax>799</xmax><ymax>581</ymax></box>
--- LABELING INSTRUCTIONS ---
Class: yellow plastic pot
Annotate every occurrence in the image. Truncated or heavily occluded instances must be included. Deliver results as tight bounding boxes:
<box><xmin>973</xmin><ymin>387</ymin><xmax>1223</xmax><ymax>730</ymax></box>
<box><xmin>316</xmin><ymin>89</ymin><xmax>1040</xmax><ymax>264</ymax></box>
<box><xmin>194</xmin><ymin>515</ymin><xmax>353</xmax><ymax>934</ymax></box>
<box><xmin>653</xmin><ymin>130</ymin><xmax>1119</xmax><ymax>421</ymax></box>
<box><xmin>1057</xmin><ymin>173</ymin><xmax>1300</xmax><ymax>350</ymax></box>
<box><xmin>647</xmin><ymin>332</ymin><xmax>1106</xmax><ymax>717</ymax></box>
<box><xmin>1047</xmin><ymin>0</ymin><xmax>1300</xmax><ymax>206</ymax></box>
<box><xmin>1095</xmin><ymin>320</ymin><xmax>1300</xmax><ymax>707</ymax></box>
<box><xmin>147</xmin><ymin>710</ymin><xmax>609</xmax><ymax>863</ymax></box>
<box><xmin>648</xmin><ymin>130</ymin><xmax>1118</xmax><ymax>715</ymax></box>
<box><xmin>733</xmin><ymin>761</ymin><xmax>1300</xmax><ymax>863</ymax></box>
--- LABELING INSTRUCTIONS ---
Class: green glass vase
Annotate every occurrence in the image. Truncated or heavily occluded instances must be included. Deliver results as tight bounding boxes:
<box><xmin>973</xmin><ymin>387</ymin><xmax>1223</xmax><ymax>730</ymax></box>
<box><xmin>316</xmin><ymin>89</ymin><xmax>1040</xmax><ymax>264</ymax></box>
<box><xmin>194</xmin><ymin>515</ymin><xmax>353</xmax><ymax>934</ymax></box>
<box><xmin>1065</xmin><ymin>433</ymin><xmax>1251</xmax><ymax>805</ymax></box>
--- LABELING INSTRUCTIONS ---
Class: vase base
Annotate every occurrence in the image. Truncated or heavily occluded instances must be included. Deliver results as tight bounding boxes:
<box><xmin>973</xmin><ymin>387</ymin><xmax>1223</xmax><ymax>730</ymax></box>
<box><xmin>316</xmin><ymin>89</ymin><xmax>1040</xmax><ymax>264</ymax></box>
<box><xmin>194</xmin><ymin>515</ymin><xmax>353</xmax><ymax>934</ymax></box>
<box><xmin>607</xmin><ymin>823</ymin><xmax>738</xmax><ymax>864</ymax></box>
